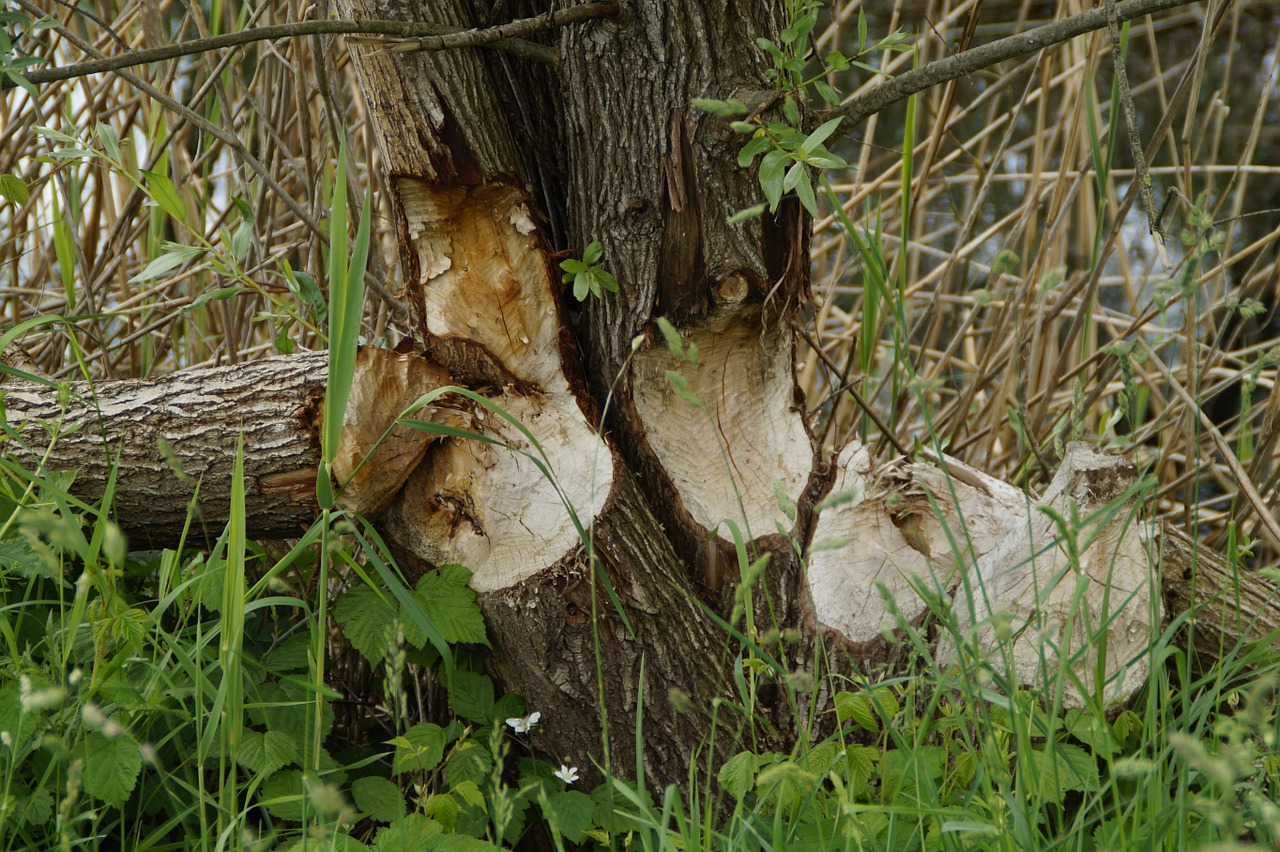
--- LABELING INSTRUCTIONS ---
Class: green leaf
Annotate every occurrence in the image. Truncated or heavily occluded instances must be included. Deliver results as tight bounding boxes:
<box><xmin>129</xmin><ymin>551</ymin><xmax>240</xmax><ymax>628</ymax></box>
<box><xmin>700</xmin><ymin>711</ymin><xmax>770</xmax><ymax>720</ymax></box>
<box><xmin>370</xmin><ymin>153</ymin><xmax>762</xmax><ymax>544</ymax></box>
<box><xmin>726</xmin><ymin>203</ymin><xmax>767</xmax><ymax>224</ymax></box>
<box><xmin>186</xmin><ymin>286</ymin><xmax>245</xmax><ymax>313</ymax></box>
<box><xmin>371</xmin><ymin>814</ymin><xmax>443</xmax><ymax>852</ymax></box>
<box><xmin>335</xmin><ymin>583</ymin><xmax>396</xmax><ymax>663</ymax></box>
<box><xmin>95</xmin><ymin>123</ymin><xmax>121</xmax><ymax>162</ymax></box>
<box><xmin>803</xmin><ymin>116</ymin><xmax>844</xmax><ymax>153</ymax></box>
<box><xmin>691</xmin><ymin>97</ymin><xmax>749</xmax><ymax>117</ymax></box>
<box><xmin>834</xmin><ymin>692</ymin><xmax>877</xmax><ymax>731</ymax></box>
<box><xmin>0</xmin><ymin>173</ymin><xmax>28</xmax><ymax>206</ymax></box>
<box><xmin>130</xmin><ymin>242</ymin><xmax>205</xmax><ymax>283</ymax></box>
<box><xmin>353</xmin><ymin>776</ymin><xmax>406</xmax><ymax>823</ymax></box>
<box><xmin>448</xmin><ymin>670</ymin><xmax>495</xmax><ymax>724</ymax></box>
<box><xmin>82</xmin><ymin>732</ymin><xmax>142</xmax><ymax>808</ymax></box>
<box><xmin>844</xmin><ymin>744</ymin><xmax>878</xmax><ymax>787</ymax></box>
<box><xmin>813</xmin><ymin>80</ymin><xmax>842</xmax><ymax>106</ymax></box>
<box><xmin>142</xmin><ymin>169</ymin><xmax>186</xmax><ymax>221</ymax></box>
<box><xmin>447</xmin><ymin>742</ymin><xmax>493</xmax><ymax>789</ymax></box>
<box><xmin>391</xmin><ymin>723</ymin><xmax>446</xmax><ymax>774</ymax></box>
<box><xmin>582</xmin><ymin>240</ymin><xmax>602</xmax><ymax>265</ymax></box>
<box><xmin>238</xmin><ymin>728</ymin><xmax>300</xmax><ymax>776</ymax></box>
<box><xmin>259</xmin><ymin>769</ymin><xmax>306</xmax><ymax>821</ymax></box>
<box><xmin>412</xmin><ymin>565</ymin><xmax>488</xmax><ymax>646</ymax></box>
<box><xmin>543</xmin><ymin>790</ymin><xmax>593</xmax><ymax>844</ymax></box>
<box><xmin>759</xmin><ymin>149</ymin><xmax>788</xmax><ymax>211</ymax></box>
<box><xmin>718</xmin><ymin>751</ymin><xmax>769</xmax><ymax>799</ymax></box>
<box><xmin>737</xmin><ymin>135</ymin><xmax>771</xmax><ymax>167</ymax></box>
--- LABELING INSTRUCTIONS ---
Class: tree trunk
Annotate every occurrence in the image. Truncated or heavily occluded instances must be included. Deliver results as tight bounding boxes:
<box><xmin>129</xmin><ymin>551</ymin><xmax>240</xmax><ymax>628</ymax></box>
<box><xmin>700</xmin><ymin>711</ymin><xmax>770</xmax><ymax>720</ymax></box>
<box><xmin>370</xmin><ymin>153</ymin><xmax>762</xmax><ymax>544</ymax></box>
<box><xmin>10</xmin><ymin>0</ymin><xmax>1279</xmax><ymax>794</ymax></box>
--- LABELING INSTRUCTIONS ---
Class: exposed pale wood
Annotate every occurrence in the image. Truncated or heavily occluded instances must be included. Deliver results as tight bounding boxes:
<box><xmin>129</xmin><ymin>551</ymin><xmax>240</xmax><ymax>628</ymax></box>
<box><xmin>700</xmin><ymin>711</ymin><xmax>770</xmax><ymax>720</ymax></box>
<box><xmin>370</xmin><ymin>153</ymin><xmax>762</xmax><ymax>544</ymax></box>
<box><xmin>807</xmin><ymin>441</ymin><xmax>1027</xmax><ymax>665</ymax></box>
<box><xmin>333</xmin><ymin>346</ymin><xmax>463</xmax><ymax>517</ymax></box>
<box><xmin>937</xmin><ymin>444</ymin><xmax>1157</xmax><ymax>707</ymax></box>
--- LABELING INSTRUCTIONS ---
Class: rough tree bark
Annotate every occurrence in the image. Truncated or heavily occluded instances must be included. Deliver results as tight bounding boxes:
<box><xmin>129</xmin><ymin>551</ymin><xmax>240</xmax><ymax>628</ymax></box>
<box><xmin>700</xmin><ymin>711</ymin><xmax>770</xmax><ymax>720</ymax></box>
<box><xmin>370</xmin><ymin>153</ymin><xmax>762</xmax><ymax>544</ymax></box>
<box><xmin>8</xmin><ymin>0</ymin><xmax>1278</xmax><ymax>793</ymax></box>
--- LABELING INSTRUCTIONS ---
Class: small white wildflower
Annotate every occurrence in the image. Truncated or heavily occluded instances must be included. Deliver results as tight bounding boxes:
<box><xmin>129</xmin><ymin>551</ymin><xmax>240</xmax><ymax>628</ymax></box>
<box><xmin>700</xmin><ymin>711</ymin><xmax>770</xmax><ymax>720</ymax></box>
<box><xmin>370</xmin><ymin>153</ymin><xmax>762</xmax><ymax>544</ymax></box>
<box><xmin>0</xmin><ymin>731</ymin><xmax>11</xmax><ymax>748</ymax></box>
<box><xmin>68</xmin><ymin>669</ymin><xmax>82</xmax><ymax>687</ymax></box>
<box><xmin>505</xmin><ymin>711</ymin><xmax>541</xmax><ymax>733</ymax></box>
<box><xmin>554</xmin><ymin>764</ymin><xmax>579</xmax><ymax>784</ymax></box>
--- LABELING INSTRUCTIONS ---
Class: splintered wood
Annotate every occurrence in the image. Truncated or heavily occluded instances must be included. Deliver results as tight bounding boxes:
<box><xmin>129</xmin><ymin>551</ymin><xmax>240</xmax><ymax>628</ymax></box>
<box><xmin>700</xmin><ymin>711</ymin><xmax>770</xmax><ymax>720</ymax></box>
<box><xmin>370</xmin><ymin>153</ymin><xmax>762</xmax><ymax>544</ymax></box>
<box><xmin>811</xmin><ymin>442</ymin><xmax>1160</xmax><ymax>708</ymax></box>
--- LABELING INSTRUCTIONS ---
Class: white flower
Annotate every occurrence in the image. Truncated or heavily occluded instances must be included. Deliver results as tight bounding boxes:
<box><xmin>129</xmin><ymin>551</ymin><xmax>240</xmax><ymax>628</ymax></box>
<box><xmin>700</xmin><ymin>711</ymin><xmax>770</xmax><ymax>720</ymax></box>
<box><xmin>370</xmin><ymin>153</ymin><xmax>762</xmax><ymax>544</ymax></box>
<box><xmin>505</xmin><ymin>711</ymin><xmax>541</xmax><ymax>733</ymax></box>
<box><xmin>554</xmin><ymin>764</ymin><xmax>579</xmax><ymax>784</ymax></box>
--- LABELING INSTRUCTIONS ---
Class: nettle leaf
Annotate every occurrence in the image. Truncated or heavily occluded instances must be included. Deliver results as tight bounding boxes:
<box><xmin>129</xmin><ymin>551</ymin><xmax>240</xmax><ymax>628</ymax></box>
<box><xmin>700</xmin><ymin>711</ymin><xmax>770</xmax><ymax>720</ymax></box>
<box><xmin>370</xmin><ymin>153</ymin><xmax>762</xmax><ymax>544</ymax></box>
<box><xmin>424</xmin><ymin>792</ymin><xmax>460</xmax><ymax>831</ymax></box>
<box><xmin>544</xmin><ymin>790</ymin><xmax>593</xmax><ymax>845</ymax></box>
<box><xmin>448</xmin><ymin>670</ymin><xmax>495</xmax><ymax>724</ymax></box>
<box><xmin>238</xmin><ymin>728</ymin><xmax>300</xmax><ymax>776</ymax></box>
<box><xmin>335</xmin><ymin>583</ymin><xmax>396</xmax><ymax>663</ymax></box>
<box><xmin>353</xmin><ymin>775</ymin><xmax>406</xmax><ymax>823</ymax></box>
<box><xmin>391</xmin><ymin>722</ymin><xmax>446</xmax><ymax>774</ymax></box>
<box><xmin>83</xmin><ymin>731</ymin><xmax>142</xmax><ymax>808</ymax></box>
<box><xmin>412</xmin><ymin>565</ymin><xmax>488</xmax><ymax>646</ymax></box>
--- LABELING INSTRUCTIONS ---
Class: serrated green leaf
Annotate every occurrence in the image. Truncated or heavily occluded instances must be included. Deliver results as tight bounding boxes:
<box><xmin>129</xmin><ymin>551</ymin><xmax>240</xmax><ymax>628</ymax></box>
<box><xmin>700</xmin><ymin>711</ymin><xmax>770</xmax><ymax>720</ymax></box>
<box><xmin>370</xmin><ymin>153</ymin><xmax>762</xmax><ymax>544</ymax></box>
<box><xmin>259</xmin><ymin>769</ymin><xmax>306</xmax><ymax>821</ymax></box>
<box><xmin>142</xmin><ymin>169</ymin><xmax>186</xmax><ymax>221</ymax></box>
<box><xmin>450</xmin><ymin>779</ymin><xmax>486</xmax><ymax>809</ymax></box>
<box><xmin>424</xmin><ymin>792</ymin><xmax>460</xmax><ymax>831</ymax></box>
<box><xmin>412</xmin><ymin>565</ymin><xmax>487</xmax><ymax>646</ymax></box>
<box><xmin>391</xmin><ymin>722</ymin><xmax>445</xmax><ymax>774</ymax></box>
<box><xmin>447</xmin><ymin>741</ymin><xmax>493</xmax><ymax>790</ymax></box>
<box><xmin>371</xmin><ymin>814</ymin><xmax>442</xmax><ymax>852</ymax></box>
<box><xmin>834</xmin><ymin>692</ymin><xmax>877</xmax><ymax>731</ymax></box>
<box><xmin>238</xmin><ymin>728</ymin><xmax>300</xmax><ymax>776</ymax></box>
<box><xmin>0</xmin><ymin>173</ymin><xmax>28</xmax><ymax>206</ymax></box>
<box><xmin>336</xmin><ymin>584</ymin><xmax>396</xmax><ymax>663</ymax></box>
<box><xmin>544</xmin><ymin>790</ymin><xmax>593</xmax><ymax>844</ymax></box>
<box><xmin>718</xmin><ymin>751</ymin><xmax>768</xmax><ymax>799</ymax></box>
<box><xmin>83</xmin><ymin>731</ymin><xmax>142</xmax><ymax>808</ymax></box>
<box><xmin>845</xmin><ymin>744</ymin><xmax>878</xmax><ymax>787</ymax></box>
<box><xmin>448</xmin><ymin>670</ymin><xmax>494</xmax><ymax>724</ymax></box>
<box><xmin>353</xmin><ymin>776</ymin><xmax>406</xmax><ymax>823</ymax></box>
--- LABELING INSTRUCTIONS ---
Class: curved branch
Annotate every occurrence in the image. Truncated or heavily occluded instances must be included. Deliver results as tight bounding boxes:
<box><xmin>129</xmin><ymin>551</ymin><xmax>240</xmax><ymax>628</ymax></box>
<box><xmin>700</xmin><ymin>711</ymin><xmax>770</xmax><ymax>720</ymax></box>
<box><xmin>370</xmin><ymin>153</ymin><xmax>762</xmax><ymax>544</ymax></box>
<box><xmin>831</xmin><ymin>0</ymin><xmax>1206</xmax><ymax>126</ymax></box>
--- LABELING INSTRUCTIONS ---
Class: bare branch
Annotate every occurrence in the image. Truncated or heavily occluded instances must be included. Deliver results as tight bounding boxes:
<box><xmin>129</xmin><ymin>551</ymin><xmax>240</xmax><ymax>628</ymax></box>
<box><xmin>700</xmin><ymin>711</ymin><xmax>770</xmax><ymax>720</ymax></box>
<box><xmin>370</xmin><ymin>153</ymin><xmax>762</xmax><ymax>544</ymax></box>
<box><xmin>830</xmin><ymin>0</ymin><xmax>1205</xmax><ymax>126</ymax></box>
<box><xmin>9</xmin><ymin>1</ymin><xmax>621</xmax><ymax>88</ymax></box>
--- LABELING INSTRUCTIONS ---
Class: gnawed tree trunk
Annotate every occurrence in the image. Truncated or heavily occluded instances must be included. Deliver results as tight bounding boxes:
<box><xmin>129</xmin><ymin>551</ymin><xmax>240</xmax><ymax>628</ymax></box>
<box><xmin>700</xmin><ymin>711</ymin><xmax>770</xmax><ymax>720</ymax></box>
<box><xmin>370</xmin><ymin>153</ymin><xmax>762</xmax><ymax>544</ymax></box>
<box><xmin>9</xmin><ymin>0</ymin><xmax>1280</xmax><ymax>794</ymax></box>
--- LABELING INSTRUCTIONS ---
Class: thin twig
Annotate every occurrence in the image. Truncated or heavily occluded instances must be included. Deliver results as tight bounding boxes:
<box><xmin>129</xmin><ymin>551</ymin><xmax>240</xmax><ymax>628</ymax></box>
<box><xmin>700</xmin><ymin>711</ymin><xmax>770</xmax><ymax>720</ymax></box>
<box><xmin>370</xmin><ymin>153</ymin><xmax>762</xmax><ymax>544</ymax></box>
<box><xmin>350</xmin><ymin>1</ymin><xmax>619</xmax><ymax>56</ymax></box>
<box><xmin>830</xmin><ymin>0</ymin><xmax>1204</xmax><ymax>127</ymax></box>
<box><xmin>10</xmin><ymin>1</ymin><xmax>621</xmax><ymax>89</ymax></box>
<box><xmin>1106</xmin><ymin>0</ymin><xmax>1170</xmax><ymax>271</ymax></box>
